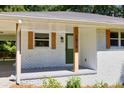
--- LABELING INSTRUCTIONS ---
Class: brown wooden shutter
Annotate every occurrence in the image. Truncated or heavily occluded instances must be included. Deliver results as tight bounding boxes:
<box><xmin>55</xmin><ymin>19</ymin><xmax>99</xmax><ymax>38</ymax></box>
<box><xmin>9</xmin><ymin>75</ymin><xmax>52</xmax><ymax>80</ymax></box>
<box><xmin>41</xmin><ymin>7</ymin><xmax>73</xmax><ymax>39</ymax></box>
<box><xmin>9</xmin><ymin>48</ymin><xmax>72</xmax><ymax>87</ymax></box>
<box><xmin>51</xmin><ymin>32</ymin><xmax>56</xmax><ymax>49</ymax></box>
<box><xmin>106</xmin><ymin>29</ymin><xmax>110</xmax><ymax>49</ymax></box>
<box><xmin>28</xmin><ymin>31</ymin><xmax>33</xmax><ymax>49</ymax></box>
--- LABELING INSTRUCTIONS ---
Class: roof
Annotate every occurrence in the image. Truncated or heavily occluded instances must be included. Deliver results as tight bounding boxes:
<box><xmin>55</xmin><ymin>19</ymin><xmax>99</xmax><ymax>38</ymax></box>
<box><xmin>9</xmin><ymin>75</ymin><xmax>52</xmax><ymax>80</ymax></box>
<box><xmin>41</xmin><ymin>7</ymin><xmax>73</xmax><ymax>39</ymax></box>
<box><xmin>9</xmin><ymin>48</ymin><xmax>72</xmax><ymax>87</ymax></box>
<box><xmin>0</xmin><ymin>12</ymin><xmax>124</xmax><ymax>25</ymax></box>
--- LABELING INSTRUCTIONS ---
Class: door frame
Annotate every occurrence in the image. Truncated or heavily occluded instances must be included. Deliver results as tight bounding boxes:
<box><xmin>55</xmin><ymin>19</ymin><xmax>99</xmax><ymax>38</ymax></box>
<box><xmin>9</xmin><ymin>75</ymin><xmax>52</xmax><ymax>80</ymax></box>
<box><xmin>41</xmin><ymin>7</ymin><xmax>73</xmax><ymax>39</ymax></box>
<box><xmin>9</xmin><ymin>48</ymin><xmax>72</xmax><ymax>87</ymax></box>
<box><xmin>65</xmin><ymin>33</ymin><xmax>73</xmax><ymax>64</ymax></box>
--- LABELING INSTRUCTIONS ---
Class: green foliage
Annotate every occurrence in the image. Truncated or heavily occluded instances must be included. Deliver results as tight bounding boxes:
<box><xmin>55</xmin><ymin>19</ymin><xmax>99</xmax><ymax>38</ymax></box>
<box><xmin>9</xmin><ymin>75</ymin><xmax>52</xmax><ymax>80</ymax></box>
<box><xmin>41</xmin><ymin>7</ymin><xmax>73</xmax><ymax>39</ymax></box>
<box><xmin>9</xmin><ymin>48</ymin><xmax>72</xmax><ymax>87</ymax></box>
<box><xmin>42</xmin><ymin>77</ymin><xmax>62</xmax><ymax>88</ymax></box>
<box><xmin>0</xmin><ymin>41</ymin><xmax>16</xmax><ymax>53</ymax></box>
<box><xmin>40</xmin><ymin>77</ymin><xmax>124</xmax><ymax>88</ymax></box>
<box><xmin>3</xmin><ymin>5</ymin><xmax>26</xmax><ymax>12</ymax></box>
<box><xmin>92</xmin><ymin>82</ymin><xmax>124</xmax><ymax>88</ymax></box>
<box><xmin>92</xmin><ymin>5</ymin><xmax>122</xmax><ymax>17</ymax></box>
<box><xmin>93</xmin><ymin>81</ymin><xmax>108</xmax><ymax>88</ymax></box>
<box><xmin>66</xmin><ymin>76</ymin><xmax>81</xmax><ymax>88</ymax></box>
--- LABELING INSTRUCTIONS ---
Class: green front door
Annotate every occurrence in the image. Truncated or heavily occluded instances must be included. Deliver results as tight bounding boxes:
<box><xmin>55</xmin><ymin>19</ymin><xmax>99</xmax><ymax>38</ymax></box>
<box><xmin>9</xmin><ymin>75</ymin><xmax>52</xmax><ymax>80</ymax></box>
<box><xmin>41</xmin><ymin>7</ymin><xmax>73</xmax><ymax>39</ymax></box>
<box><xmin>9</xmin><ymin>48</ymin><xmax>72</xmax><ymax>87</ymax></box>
<box><xmin>66</xmin><ymin>34</ymin><xmax>73</xmax><ymax>64</ymax></box>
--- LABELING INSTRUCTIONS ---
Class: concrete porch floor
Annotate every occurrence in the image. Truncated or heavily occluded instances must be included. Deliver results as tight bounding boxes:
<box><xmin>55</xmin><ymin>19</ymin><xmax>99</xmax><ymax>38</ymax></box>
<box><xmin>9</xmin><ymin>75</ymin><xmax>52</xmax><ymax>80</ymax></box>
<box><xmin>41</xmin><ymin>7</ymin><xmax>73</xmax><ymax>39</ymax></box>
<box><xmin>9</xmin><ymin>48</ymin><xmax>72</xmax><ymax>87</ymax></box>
<box><xmin>10</xmin><ymin>66</ymin><xmax>96</xmax><ymax>80</ymax></box>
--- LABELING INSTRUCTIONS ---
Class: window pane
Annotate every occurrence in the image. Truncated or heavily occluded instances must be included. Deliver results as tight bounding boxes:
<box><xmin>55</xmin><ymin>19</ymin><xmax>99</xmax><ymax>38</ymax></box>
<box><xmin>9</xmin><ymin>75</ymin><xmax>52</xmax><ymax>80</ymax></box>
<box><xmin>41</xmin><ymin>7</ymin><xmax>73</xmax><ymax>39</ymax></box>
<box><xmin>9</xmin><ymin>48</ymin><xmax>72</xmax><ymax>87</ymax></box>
<box><xmin>121</xmin><ymin>32</ymin><xmax>124</xmax><ymax>38</ymax></box>
<box><xmin>110</xmin><ymin>39</ymin><xmax>118</xmax><ymax>46</ymax></box>
<box><xmin>121</xmin><ymin>40</ymin><xmax>124</xmax><ymax>46</ymax></box>
<box><xmin>35</xmin><ymin>41</ymin><xmax>49</xmax><ymax>47</ymax></box>
<box><xmin>110</xmin><ymin>32</ymin><xmax>118</xmax><ymax>38</ymax></box>
<box><xmin>67</xmin><ymin>35</ymin><xmax>73</xmax><ymax>49</ymax></box>
<box><xmin>35</xmin><ymin>33</ymin><xmax>49</xmax><ymax>39</ymax></box>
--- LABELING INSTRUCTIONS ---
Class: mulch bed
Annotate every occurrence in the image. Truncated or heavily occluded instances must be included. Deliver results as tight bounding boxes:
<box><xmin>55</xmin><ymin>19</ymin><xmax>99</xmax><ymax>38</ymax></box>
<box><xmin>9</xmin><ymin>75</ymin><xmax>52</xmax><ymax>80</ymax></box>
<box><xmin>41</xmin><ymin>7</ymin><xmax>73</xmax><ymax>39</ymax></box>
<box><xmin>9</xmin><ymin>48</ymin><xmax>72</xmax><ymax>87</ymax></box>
<box><xmin>10</xmin><ymin>84</ymin><xmax>42</xmax><ymax>88</ymax></box>
<box><xmin>10</xmin><ymin>84</ymin><xmax>93</xmax><ymax>88</ymax></box>
<box><xmin>10</xmin><ymin>84</ymin><xmax>124</xmax><ymax>88</ymax></box>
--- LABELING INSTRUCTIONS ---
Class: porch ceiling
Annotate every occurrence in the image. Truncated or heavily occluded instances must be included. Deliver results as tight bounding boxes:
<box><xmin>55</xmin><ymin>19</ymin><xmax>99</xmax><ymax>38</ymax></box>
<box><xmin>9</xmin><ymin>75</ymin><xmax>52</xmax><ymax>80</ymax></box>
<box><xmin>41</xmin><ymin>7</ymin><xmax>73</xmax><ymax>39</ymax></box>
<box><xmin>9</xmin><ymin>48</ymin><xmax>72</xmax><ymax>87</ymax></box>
<box><xmin>0</xmin><ymin>22</ymin><xmax>16</xmax><ymax>33</ymax></box>
<box><xmin>0</xmin><ymin>31</ymin><xmax>15</xmax><ymax>35</ymax></box>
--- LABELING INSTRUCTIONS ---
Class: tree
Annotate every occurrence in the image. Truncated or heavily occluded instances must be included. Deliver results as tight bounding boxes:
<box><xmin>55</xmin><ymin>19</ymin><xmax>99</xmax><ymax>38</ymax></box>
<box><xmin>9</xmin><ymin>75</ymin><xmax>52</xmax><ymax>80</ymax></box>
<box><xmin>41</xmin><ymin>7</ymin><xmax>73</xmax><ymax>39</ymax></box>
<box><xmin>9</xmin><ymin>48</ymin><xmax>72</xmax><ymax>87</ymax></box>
<box><xmin>122</xmin><ymin>5</ymin><xmax>124</xmax><ymax>18</ymax></box>
<box><xmin>0</xmin><ymin>41</ymin><xmax>16</xmax><ymax>53</ymax></box>
<box><xmin>3</xmin><ymin>5</ymin><xmax>26</xmax><ymax>12</ymax></box>
<box><xmin>92</xmin><ymin>5</ymin><xmax>122</xmax><ymax>17</ymax></box>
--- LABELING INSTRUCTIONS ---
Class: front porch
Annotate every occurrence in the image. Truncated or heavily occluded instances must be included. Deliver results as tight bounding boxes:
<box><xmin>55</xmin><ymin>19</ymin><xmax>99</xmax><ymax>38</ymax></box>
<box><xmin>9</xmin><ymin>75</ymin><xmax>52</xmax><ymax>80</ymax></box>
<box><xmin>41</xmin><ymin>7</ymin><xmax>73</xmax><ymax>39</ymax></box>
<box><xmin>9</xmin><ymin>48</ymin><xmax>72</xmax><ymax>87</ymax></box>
<box><xmin>10</xmin><ymin>66</ymin><xmax>96</xmax><ymax>80</ymax></box>
<box><xmin>0</xmin><ymin>18</ymin><xmax>97</xmax><ymax>84</ymax></box>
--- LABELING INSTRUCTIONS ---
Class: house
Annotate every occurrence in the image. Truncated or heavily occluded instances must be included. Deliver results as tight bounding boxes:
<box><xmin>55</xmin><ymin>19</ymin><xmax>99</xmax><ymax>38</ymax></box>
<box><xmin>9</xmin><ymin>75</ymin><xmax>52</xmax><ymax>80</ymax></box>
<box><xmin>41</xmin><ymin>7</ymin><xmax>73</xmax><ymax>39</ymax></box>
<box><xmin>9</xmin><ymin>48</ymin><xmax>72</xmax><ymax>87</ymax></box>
<box><xmin>0</xmin><ymin>12</ymin><xmax>124</xmax><ymax>85</ymax></box>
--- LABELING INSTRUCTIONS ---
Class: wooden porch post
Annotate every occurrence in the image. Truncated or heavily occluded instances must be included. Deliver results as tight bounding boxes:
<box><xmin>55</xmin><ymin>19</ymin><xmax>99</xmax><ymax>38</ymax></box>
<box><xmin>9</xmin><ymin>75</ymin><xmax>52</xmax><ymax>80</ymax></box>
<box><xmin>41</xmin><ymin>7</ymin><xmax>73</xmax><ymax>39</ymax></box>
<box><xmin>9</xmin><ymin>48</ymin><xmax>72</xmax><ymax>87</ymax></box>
<box><xmin>16</xmin><ymin>20</ymin><xmax>22</xmax><ymax>84</ymax></box>
<box><xmin>73</xmin><ymin>27</ymin><xmax>79</xmax><ymax>72</ymax></box>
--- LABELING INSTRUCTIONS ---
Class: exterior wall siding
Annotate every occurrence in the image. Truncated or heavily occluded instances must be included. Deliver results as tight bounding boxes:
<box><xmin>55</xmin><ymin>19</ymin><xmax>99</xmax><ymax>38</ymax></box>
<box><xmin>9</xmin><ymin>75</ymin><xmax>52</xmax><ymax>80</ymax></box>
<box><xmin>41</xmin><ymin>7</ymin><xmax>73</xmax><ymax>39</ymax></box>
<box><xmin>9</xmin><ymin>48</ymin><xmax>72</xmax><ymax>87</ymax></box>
<box><xmin>21</xmin><ymin>22</ymin><xmax>124</xmax><ymax>84</ymax></box>
<box><xmin>79</xmin><ymin>27</ymin><xmax>97</xmax><ymax>70</ymax></box>
<box><xmin>21</xmin><ymin>24</ymin><xmax>98</xmax><ymax>70</ymax></box>
<box><xmin>97</xmin><ymin>29</ymin><xmax>106</xmax><ymax>51</ymax></box>
<box><xmin>96</xmin><ymin>29</ymin><xmax>124</xmax><ymax>84</ymax></box>
<box><xmin>97</xmin><ymin>50</ymin><xmax>124</xmax><ymax>84</ymax></box>
<box><xmin>21</xmin><ymin>23</ymin><xmax>73</xmax><ymax>69</ymax></box>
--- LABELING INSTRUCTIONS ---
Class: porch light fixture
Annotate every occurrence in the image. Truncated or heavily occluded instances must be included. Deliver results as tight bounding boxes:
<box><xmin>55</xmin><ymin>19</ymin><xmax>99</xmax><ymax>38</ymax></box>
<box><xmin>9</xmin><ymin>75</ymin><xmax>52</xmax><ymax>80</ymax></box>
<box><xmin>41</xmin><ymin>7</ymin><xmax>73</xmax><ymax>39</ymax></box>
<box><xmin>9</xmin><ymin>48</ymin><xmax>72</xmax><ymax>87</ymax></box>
<box><xmin>18</xmin><ymin>19</ymin><xmax>22</xmax><ymax>24</ymax></box>
<box><xmin>60</xmin><ymin>36</ymin><xmax>64</xmax><ymax>43</ymax></box>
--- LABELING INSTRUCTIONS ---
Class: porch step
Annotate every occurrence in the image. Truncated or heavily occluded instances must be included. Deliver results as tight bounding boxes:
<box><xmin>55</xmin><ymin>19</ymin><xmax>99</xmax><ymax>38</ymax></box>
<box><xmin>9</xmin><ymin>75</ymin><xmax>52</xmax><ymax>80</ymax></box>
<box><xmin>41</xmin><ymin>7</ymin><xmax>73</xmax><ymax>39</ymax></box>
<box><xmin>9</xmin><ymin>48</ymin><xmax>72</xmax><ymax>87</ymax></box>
<box><xmin>10</xmin><ymin>69</ymin><xmax>96</xmax><ymax>81</ymax></box>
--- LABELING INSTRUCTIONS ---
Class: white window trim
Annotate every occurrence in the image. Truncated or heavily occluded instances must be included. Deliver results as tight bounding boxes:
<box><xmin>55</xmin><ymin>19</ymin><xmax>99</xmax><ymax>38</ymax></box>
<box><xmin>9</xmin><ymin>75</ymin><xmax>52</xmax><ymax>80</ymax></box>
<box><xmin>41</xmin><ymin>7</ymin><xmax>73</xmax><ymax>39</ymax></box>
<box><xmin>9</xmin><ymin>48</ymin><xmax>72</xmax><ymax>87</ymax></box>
<box><xmin>118</xmin><ymin>31</ymin><xmax>121</xmax><ymax>47</ymax></box>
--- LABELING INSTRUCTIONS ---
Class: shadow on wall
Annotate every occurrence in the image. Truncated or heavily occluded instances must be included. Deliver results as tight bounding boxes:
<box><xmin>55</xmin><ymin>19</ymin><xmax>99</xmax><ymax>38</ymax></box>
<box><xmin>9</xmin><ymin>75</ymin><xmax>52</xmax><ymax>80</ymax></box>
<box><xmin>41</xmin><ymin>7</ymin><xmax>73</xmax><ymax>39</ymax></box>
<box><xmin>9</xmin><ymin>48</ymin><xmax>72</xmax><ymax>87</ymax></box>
<box><xmin>0</xmin><ymin>61</ymin><xmax>15</xmax><ymax>77</ymax></box>
<box><xmin>119</xmin><ymin>62</ymin><xmax>124</xmax><ymax>85</ymax></box>
<box><xmin>97</xmin><ymin>49</ymin><xmax>124</xmax><ymax>52</ymax></box>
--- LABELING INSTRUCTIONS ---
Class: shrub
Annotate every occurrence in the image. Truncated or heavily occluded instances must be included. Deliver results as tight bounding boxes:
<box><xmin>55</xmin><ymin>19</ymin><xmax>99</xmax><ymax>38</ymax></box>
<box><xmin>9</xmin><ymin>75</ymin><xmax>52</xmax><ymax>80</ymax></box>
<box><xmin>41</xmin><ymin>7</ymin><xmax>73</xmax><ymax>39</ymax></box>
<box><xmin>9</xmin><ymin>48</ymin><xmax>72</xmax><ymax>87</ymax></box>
<box><xmin>93</xmin><ymin>82</ymin><xmax>124</xmax><ymax>88</ymax></box>
<box><xmin>42</xmin><ymin>77</ymin><xmax>62</xmax><ymax>88</ymax></box>
<box><xmin>93</xmin><ymin>81</ymin><xmax>108</xmax><ymax>88</ymax></box>
<box><xmin>66</xmin><ymin>76</ymin><xmax>81</xmax><ymax>88</ymax></box>
<box><xmin>0</xmin><ymin>41</ymin><xmax>16</xmax><ymax>53</ymax></box>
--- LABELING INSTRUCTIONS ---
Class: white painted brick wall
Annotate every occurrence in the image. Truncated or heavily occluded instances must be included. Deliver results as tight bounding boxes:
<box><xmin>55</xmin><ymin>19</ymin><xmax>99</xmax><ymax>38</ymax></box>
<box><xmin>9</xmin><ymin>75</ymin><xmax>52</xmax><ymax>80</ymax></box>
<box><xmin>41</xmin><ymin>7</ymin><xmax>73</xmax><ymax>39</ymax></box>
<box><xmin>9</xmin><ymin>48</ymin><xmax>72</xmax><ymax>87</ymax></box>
<box><xmin>21</xmin><ymin>24</ymin><xmax>73</xmax><ymax>69</ymax></box>
<box><xmin>96</xmin><ymin>29</ymin><xmax>124</xmax><ymax>84</ymax></box>
<box><xmin>20</xmin><ymin>25</ymin><xmax>124</xmax><ymax>85</ymax></box>
<box><xmin>97</xmin><ymin>50</ymin><xmax>124</xmax><ymax>84</ymax></box>
<box><xmin>79</xmin><ymin>27</ymin><xmax>97</xmax><ymax>70</ymax></box>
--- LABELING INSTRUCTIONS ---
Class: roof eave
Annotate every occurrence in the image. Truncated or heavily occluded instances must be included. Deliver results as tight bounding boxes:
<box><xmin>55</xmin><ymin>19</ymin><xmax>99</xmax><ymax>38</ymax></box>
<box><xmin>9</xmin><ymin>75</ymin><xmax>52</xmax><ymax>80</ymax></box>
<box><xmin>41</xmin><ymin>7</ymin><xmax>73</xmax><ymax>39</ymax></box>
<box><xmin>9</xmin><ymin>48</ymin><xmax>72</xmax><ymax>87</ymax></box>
<box><xmin>0</xmin><ymin>14</ymin><xmax>124</xmax><ymax>29</ymax></box>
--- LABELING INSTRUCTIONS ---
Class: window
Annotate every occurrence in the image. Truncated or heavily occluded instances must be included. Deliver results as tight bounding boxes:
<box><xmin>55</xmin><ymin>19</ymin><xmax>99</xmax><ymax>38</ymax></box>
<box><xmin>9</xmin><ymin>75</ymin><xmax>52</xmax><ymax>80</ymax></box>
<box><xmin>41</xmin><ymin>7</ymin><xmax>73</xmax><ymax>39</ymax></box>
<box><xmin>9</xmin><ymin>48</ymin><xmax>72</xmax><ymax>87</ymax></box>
<box><xmin>110</xmin><ymin>32</ymin><xmax>118</xmax><ymax>46</ymax></box>
<box><xmin>121</xmin><ymin>32</ymin><xmax>124</xmax><ymax>46</ymax></box>
<box><xmin>110</xmin><ymin>31</ymin><xmax>124</xmax><ymax>47</ymax></box>
<box><xmin>35</xmin><ymin>33</ymin><xmax>49</xmax><ymax>47</ymax></box>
